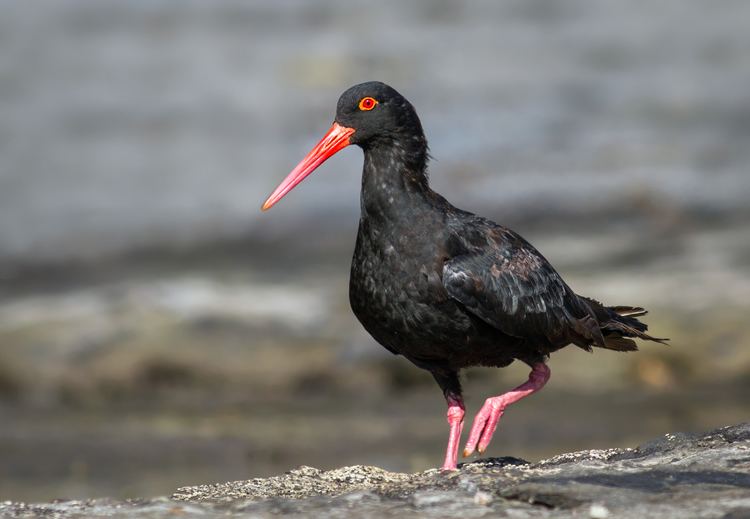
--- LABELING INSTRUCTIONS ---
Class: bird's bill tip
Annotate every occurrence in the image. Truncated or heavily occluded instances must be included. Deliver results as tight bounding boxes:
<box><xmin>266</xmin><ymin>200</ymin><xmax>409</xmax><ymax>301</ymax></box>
<box><xmin>261</xmin><ymin>122</ymin><xmax>355</xmax><ymax>211</ymax></box>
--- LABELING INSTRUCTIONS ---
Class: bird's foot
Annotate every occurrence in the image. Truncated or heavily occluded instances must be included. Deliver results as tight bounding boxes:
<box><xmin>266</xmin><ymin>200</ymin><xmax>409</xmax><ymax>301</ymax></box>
<box><xmin>463</xmin><ymin>398</ymin><xmax>505</xmax><ymax>457</ymax></box>
<box><xmin>462</xmin><ymin>362</ymin><xmax>550</xmax><ymax>458</ymax></box>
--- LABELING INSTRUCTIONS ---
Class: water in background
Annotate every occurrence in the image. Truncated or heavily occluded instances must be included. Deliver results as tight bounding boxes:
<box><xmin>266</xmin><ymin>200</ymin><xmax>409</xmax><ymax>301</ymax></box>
<box><xmin>2</xmin><ymin>0</ymin><xmax>750</xmax><ymax>260</ymax></box>
<box><xmin>1</xmin><ymin>0</ymin><xmax>749</xmax><ymax>502</ymax></box>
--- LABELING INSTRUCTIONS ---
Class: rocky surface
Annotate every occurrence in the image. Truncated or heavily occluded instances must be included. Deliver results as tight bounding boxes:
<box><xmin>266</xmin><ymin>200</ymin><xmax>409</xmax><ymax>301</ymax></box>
<box><xmin>2</xmin><ymin>423</ymin><xmax>749</xmax><ymax>518</ymax></box>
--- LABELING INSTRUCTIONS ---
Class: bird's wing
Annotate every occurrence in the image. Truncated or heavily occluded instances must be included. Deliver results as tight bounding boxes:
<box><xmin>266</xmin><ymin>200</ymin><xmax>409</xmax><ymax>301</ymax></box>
<box><xmin>442</xmin><ymin>227</ymin><xmax>602</xmax><ymax>347</ymax></box>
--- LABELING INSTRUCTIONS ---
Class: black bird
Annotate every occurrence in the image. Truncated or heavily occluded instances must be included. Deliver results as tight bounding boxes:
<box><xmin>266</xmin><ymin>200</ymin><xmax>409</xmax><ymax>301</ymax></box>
<box><xmin>262</xmin><ymin>81</ymin><xmax>666</xmax><ymax>470</ymax></box>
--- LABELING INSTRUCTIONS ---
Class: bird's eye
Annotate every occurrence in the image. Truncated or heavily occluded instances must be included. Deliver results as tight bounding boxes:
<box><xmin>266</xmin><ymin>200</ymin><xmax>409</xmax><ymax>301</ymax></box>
<box><xmin>358</xmin><ymin>97</ymin><xmax>378</xmax><ymax>111</ymax></box>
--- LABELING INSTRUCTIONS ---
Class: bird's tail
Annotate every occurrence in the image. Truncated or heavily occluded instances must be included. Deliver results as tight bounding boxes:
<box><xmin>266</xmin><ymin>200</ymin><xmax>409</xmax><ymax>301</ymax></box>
<box><xmin>580</xmin><ymin>296</ymin><xmax>669</xmax><ymax>352</ymax></box>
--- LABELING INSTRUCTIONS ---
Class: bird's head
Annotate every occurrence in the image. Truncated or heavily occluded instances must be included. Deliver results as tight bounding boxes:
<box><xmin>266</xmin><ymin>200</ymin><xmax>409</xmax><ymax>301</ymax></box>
<box><xmin>334</xmin><ymin>81</ymin><xmax>423</xmax><ymax>147</ymax></box>
<box><xmin>262</xmin><ymin>81</ymin><xmax>424</xmax><ymax>211</ymax></box>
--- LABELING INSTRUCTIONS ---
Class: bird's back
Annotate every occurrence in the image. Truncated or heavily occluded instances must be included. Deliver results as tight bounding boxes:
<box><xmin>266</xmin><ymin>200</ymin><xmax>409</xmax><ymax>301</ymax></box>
<box><xmin>443</xmin><ymin>210</ymin><xmax>666</xmax><ymax>356</ymax></box>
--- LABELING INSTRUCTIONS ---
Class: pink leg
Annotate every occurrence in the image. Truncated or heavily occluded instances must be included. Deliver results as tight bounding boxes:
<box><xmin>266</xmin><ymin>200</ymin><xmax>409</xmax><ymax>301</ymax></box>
<box><xmin>441</xmin><ymin>394</ymin><xmax>465</xmax><ymax>471</ymax></box>
<box><xmin>463</xmin><ymin>362</ymin><xmax>550</xmax><ymax>458</ymax></box>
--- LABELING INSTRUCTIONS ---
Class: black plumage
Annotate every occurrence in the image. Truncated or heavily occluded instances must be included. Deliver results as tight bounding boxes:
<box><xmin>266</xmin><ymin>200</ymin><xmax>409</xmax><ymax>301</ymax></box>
<box><xmin>263</xmin><ymin>81</ymin><xmax>666</xmax><ymax>470</ymax></box>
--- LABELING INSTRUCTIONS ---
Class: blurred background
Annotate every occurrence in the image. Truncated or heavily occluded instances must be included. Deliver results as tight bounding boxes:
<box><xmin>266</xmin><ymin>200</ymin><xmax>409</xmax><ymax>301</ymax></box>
<box><xmin>1</xmin><ymin>0</ymin><xmax>749</xmax><ymax>503</ymax></box>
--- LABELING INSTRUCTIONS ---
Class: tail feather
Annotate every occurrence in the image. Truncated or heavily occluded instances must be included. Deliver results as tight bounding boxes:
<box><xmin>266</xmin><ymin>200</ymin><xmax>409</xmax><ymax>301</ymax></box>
<box><xmin>601</xmin><ymin>335</ymin><xmax>639</xmax><ymax>352</ymax></box>
<box><xmin>579</xmin><ymin>296</ymin><xmax>669</xmax><ymax>352</ymax></box>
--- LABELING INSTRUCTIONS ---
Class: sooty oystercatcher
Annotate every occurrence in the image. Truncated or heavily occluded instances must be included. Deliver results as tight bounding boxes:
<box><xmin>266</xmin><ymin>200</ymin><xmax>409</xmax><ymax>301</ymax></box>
<box><xmin>262</xmin><ymin>81</ymin><xmax>666</xmax><ymax>470</ymax></box>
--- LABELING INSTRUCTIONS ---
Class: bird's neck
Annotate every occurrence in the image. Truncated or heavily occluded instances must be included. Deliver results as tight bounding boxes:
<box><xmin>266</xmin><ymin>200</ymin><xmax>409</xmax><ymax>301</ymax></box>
<box><xmin>360</xmin><ymin>137</ymin><xmax>431</xmax><ymax>223</ymax></box>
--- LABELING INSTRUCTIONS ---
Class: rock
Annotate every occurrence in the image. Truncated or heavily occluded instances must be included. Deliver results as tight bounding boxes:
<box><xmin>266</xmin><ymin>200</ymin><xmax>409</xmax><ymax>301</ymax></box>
<box><xmin>2</xmin><ymin>423</ymin><xmax>749</xmax><ymax>518</ymax></box>
<box><xmin>171</xmin><ymin>465</ymin><xmax>410</xmax><ymax>503</ymax></box>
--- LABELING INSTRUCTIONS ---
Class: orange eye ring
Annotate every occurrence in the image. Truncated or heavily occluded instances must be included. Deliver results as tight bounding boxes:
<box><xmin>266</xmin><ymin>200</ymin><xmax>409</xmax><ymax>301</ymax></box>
<box><xmin>358</xmin><ymin>97</ymin><xmax>378</xmax><ymax>111</ymax></box>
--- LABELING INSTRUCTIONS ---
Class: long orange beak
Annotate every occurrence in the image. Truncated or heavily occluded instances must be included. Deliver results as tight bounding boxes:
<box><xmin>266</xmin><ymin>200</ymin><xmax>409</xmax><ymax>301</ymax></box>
<box><xmin>261</xmin><ymin>122</ymin><xmax>356</xmax><ymax>211</ymax></box>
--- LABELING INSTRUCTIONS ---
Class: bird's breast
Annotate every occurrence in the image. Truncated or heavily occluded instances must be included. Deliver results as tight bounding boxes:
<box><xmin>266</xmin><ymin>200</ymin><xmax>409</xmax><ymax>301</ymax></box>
<box><xmin>348</xmin><ymin>220</ymin><xmax>475</xmax><ymax>358</ymax></box>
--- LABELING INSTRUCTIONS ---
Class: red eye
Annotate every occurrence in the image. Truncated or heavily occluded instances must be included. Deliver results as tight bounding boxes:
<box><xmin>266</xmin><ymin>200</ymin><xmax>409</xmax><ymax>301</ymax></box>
<box><xmin>358</xmin><ymin>97</ymin><xmax>378</xmax><ymax>111</ymax></box>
